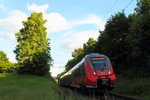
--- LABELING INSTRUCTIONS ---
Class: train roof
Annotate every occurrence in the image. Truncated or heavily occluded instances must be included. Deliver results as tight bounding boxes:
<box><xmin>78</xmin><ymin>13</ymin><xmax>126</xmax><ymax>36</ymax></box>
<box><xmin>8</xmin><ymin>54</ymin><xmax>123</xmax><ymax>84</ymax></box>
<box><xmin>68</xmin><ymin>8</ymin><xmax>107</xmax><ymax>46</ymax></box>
<box><xmin>86</xmin><ymin>53</ymin><xmax>106</xmax><ymax>58</ymax></box>
<box><xmin>68</xmin><ymin>53</ymin><xmax>108</xmax><ymax>72</ymax></box>
<box><xmin>60</xmin><ymin>53</ymin><xmax>109</xmax><ymax>79</ymax></box>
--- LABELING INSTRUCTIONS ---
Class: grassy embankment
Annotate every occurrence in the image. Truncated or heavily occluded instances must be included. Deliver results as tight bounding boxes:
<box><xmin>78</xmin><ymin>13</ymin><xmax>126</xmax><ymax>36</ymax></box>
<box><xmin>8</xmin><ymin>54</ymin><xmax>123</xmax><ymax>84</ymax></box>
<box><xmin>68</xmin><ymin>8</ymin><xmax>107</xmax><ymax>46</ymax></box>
<box><xmin>111</xmin><ymin>76</ymin><xmax>150</xmax><ymax>100</ymax></box>
<box><xmin>0</xmin><ymin>72</ymin><xmax>91</xmax><ymax>100</ymax></box>
<box><xmin>0</xmin><ymin>73</ymin><xmax>62</xmax><ymax>100</ymax></box>
<box><xmin>0</xmin><ymin>72</ymin><xmax>107</xmax><ymax>100</ymax></box>
<box><xmin>1</xmin><ymin>72</ymin><xmax>149</xmax><ymax>100</ymax></box>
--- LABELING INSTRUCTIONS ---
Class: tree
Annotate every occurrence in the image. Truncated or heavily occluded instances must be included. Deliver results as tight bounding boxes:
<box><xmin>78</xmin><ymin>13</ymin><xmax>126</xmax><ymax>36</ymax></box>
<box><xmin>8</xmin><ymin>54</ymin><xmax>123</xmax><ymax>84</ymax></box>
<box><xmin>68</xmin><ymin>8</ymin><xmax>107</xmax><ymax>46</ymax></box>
<box><xmin>83</xmin><ymin>38</ymin><xmax>97</xmax><ymax>54</ymax></box>
<box><xmin>127</xmin><ymin>0</ymin><xmax>150</xmax><ymax>76</ymax></box>
<box><xmin>135</xmin><ymin>0</ymin><xmax>150</xmax><ymax>15</ymax></box>
<box><xmin>72</xmin><ymin>48</ymin><xmax>84</xmax><ymax>60</ymax></box>
<box><xmin>72</xmin><ymin>48</ymin><xmax>84</xmax><ymax>58</ymax></box>
<box><xmin>14</xmin><ymin>12</ymin><xmax>52</xmax><ymax>76</ymax></box>
<box><xmin>65</xmin><ymin>59</ymin><xmax>76</xmax><ymax>71</ymax></box>
<box><xmin>96</xmin><ymin>12</ymin><xmax>130</xmax><ymax>74</ymax></box>
<box><xmin>0</xmin><ymin>50</ymin><xmax>17</xmax><ymax>73</ymax></box>
<box><xmin>0</xmin><ymin>51</ymin><xmax>9</xmax><ymax>72</ymax></box>
<box><xmin>0</xmin><ymin>51</ymin><xmax>9</xmax><ymax>62</ymax></box>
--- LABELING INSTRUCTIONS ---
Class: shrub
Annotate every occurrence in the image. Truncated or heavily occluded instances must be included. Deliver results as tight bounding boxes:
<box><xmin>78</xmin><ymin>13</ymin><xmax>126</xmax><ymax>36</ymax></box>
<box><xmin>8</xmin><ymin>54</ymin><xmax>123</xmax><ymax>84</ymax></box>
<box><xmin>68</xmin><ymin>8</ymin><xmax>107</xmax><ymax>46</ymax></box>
<box><xmin>0</xmin><ymin>61</ymin><xmax>19</xmax><ymax>73</ymax></box>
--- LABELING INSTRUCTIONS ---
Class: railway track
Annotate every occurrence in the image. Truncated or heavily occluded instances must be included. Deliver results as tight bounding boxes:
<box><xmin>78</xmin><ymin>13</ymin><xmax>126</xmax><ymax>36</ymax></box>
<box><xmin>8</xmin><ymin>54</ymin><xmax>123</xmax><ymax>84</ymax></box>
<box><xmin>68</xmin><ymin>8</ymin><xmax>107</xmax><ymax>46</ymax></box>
<box><xmin>88</xmin><ymin>92</ymin><xmax>149</xmax><ymax>100</ymax></box>
<box><xmin>108</xmin><ymin>93</ymin><xmax>149</xmax><ymax>100</ymax></box>
<box><xmin>85</xmin><ymin>92</ymin><xmax>149</xmax><ymax>100</ymax></box>
<box><xmin>59</xmin><ymin>87</ymin><xmax>149</xmax><ymax>100</ymax></box>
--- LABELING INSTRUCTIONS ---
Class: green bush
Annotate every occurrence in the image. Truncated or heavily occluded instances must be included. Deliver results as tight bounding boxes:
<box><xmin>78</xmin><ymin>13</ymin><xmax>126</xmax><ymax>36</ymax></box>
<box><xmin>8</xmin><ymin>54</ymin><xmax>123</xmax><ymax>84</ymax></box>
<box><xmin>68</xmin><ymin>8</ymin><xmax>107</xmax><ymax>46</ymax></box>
<box><xmin>0</xmin><ymin>61</ymin><xmax>19</xmax><ymax>73</ymax></box>
<box><xmin>0</xmin><ymin>50</ymin><xmax>19</xmax><ymax>73</ymax></box>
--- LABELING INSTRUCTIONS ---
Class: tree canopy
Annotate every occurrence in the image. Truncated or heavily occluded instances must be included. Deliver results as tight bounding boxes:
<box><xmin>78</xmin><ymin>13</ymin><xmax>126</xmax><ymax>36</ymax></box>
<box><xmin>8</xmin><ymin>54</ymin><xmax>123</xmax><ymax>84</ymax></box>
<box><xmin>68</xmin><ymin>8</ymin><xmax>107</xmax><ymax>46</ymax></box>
<box><xmin>0</xmin><ymin>51</ymin><xmax>9</xmax><ymax>62</ymax></box>
<box><xmin>0</xmin><ymin>50</ymin><xmax>17</xmax><ymax>73</ymax></box>
<box><xmin>14</xmin><ymin>12</ymin><xmax>53</xmax><ymax>76</ymax></box>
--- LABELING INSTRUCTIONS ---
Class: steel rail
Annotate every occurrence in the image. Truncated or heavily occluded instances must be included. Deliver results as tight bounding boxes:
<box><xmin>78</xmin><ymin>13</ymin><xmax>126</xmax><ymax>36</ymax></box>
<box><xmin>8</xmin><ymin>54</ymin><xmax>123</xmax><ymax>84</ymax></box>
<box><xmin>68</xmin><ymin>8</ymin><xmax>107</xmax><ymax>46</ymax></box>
<box><xmin>108</xmin><ymin>93</ymin><xmax>149</xmax><ymax>100</ymax></box>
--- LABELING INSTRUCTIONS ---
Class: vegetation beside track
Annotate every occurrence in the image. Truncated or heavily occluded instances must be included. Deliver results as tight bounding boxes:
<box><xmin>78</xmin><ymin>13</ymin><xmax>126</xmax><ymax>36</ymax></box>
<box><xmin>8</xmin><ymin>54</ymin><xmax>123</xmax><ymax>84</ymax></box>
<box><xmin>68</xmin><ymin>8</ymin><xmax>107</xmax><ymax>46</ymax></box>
<box><xmin>1</xmin><ymin>72</ymin><xmax>149</xmax><ymax>100</ymax></box>
<box><xmin>111</xmin><ymin>76</ymin><xmax>150</xmax><ymax>100</ymax></box>
<box><xmin>0</xmin><ymin>72</ymin><xmax>95</xmax><ymax>100</ymax></box>
<box><xmin>0</xmin><ymin>73</ymin><xmax>62</xmax><ymax>100</ymax></box>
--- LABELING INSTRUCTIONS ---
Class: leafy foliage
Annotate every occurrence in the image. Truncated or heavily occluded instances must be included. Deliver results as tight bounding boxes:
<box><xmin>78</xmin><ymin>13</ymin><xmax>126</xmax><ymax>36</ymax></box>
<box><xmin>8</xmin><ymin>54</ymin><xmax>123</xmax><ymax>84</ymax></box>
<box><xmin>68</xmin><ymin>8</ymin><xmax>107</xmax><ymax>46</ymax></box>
<box><xmin>135</xmin><ymin>0</ymin><xmax>150</xmax><ymax>15</ymax></box>
<box><xmin>0</xmin><ymin>51</ymin><xmax>9</xmax><ymax>62</ymax></box>
<box><xmin>83</xmin><ymin>38</ymin><xmax>97</xmax><ymax>54</ymax></box>
<box><xmin>14</xmin><ymin>12</ymin><xmax>53</xmax><ymax>76</ymax></box>
<box><xmin>0</xmin><ymin>51</ymin><xmax>18</xmax><ymax>73</ymax></box>
<box><xmin>97</xmin><ymin>12</ymin><xmax>130</xmax><ymax>74</ymax></box>
<box><xmin>127</xmin><ymin>0</ymin><xmax>150</xmax><ymax>76</ymax></box>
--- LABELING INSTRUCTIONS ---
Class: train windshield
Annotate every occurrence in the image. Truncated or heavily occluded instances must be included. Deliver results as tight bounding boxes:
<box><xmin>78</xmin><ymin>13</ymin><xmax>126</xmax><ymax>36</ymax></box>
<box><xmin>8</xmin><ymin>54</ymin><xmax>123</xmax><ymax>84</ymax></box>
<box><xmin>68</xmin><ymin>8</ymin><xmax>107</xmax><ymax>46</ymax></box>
<box><xmin>91</xmin><ymin>58</ymin><xmax>108</xmax><ymax>70</ymax></box>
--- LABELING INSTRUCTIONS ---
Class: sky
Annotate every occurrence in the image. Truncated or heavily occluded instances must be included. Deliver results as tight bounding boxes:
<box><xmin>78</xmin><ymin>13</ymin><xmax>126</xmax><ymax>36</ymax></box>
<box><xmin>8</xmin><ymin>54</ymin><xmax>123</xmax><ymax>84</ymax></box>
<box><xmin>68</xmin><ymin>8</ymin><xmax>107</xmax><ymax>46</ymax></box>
<box><xmin>0</xmin><ymin>0</ymin><xmax>137</xmax><ymax>76</ymax></box>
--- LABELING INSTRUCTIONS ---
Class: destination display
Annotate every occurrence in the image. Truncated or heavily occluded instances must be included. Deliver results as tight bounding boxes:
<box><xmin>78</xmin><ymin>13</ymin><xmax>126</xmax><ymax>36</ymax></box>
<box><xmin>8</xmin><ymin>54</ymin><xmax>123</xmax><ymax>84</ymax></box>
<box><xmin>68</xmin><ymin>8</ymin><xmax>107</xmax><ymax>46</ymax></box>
<box><xmin>91</xmin><ymin>58</ymin><xmax>105</xmax><ymax>60</ymax></box>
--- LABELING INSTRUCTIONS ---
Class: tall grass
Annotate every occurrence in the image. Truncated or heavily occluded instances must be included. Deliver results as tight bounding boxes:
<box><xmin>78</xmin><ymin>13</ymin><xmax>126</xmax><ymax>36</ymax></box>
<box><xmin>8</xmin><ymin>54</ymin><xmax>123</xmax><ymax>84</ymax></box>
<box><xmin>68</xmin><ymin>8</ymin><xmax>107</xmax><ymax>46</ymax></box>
<box><xmin>0</xmin><ymin>73</ymin><xmax>64</xmax><ymax>100</ymax></box>
<box><xmin>0</xmin><ymin>73</ymin><xmax>100</xmax><ymax>100</ymax></box>
<box><xmin>3</xmin><ymin>72</ymin><xmax>145</xmax><ymax>100</ymax></box>
<box><xmin>111</xmin><ymin>76</ymin><xmax>150</xmax><ymax>99</ymax></box>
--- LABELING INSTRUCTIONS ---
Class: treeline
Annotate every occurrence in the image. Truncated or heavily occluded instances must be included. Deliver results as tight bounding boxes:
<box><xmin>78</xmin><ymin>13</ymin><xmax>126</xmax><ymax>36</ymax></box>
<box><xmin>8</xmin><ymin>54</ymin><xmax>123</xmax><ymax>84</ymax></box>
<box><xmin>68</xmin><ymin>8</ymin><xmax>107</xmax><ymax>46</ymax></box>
<box><xmin>59</xmin><ymin>0</ymin><xmax>150</xmax><ymax>78</ymax></box>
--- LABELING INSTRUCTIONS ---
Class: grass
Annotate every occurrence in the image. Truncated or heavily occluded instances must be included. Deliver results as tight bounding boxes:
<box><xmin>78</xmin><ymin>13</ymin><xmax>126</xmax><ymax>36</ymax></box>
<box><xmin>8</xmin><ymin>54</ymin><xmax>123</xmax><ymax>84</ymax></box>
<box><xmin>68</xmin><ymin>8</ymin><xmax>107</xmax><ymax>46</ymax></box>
<box><xmin>0</xmin><ymin>72</ymin><xmax>95</xmax><ymax>100</ymax></box>
<box><xmin>0</xmin><ymin>72</ymin><xmax>65</xmax><ymax>100</ymax></box>
<box><xmin>111</xmin><ymin>76</ymin><xmax>150</xmax><ymax>100</ymax></box>
<box><xmin>1</xmin><ymin>72</ymin><xmax>149</xmax><ymax>100</ymax></box>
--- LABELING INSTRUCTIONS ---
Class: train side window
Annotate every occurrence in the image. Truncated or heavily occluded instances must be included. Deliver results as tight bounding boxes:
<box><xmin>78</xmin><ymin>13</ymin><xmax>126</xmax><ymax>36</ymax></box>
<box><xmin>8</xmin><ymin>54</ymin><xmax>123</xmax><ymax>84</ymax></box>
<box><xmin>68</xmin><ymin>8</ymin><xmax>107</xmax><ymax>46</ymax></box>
<box><xmin>73</xmin><ymin>67</ymin><xmax>80</xmax><ymax>77</ymax></box>
<box><xmin>80</xmin><ymin>63</ymin><xmax>85</xmax><ymax>76</ymax></box>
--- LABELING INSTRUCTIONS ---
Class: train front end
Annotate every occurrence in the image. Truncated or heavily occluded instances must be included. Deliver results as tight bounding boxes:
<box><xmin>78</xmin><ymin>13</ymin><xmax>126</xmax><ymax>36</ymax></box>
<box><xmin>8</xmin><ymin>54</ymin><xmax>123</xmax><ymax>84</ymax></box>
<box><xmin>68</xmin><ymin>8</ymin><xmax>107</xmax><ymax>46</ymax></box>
<box><xmin>85</xmin><ymin>53</ymin><xmax>116</xmax><ymax>90</ymax></box>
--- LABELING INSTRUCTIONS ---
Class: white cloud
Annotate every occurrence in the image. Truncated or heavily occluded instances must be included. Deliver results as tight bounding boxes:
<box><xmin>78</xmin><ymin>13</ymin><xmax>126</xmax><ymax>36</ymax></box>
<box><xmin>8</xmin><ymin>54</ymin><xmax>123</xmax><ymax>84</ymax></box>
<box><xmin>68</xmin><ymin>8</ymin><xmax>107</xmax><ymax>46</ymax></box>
<box><xmin>0</xmin><ymin>32</ymin><xmax>16</xmax><ymax>42</ymax></box>
<box><xmin>0</xmin><ymin>10</ymin><xmax>26</xmax><ymax>42</ymax></box>
<box><xmin>71</xmin><ymin>14</ymin><xmax>106</xmax><ymax>30</ymax></box>
<box><xmin>0</xmin><ymin>10</ymin><xmax>27</xmax><ymax>32</ymax></box>
<box><xmin>50</xmin><ymin>61</ymin><xmax>66</xmax><ymax>77</ymax></box>
<box><xmin>44</xmin><ymin>13</ymin><xmax>70</xmax><ymax>33</ymax></box>
<box><xmin>6</xmin><ymin>33</ymin><xmax>16</xmax><ymax>42</ymax></box>
<box><xmin>27</xmin><ymin>4</ymin><xmax>49</xmax><ymax>12</ymax></box>
<box><xmin>27</xmin><ymin>4</ymin><xmax>70</xmax><ymax>33</ymax></box>
<box><xmin>7</xmin><ymin>52</ymin><xmax>17</xmax><ymax>63</ymax></box>
<box><xmin>44</xmin><ymin>13</ymin><xmax>105</xmax><ymax>33</ymax></box>
<box><xmin>61</xmin><ymin>30</ymin><xmax>100</xmax><ymax>52</ymax></box>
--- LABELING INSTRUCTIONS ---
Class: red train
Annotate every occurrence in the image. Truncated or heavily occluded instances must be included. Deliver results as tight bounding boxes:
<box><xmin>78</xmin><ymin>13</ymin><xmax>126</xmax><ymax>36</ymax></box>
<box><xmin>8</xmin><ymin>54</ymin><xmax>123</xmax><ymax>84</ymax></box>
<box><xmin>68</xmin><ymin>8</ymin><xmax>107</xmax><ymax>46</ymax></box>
<box><xmin>59</xmin><ymin>53</ymin><xmax>116</xmax><ymax>90</ymax></box>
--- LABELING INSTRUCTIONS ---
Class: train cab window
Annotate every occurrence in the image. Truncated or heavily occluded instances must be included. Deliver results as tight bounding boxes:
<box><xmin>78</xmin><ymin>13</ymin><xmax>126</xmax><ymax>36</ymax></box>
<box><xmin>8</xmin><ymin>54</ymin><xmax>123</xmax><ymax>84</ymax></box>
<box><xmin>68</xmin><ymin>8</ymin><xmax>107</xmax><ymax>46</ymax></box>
<box><xmin>91</xmin><ymin>58</ymin><xmax>108</xmax><ymax>70</ymax></box>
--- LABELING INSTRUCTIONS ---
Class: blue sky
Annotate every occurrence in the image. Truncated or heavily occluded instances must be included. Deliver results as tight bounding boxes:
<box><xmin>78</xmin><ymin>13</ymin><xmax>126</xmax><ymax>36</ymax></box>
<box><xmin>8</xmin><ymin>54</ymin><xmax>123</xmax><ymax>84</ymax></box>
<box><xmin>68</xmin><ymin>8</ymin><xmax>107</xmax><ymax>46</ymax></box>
<box><xmin>0</xmin><ymin>0</ymin><xmax>137</xmax><ymax>76</ymax></box>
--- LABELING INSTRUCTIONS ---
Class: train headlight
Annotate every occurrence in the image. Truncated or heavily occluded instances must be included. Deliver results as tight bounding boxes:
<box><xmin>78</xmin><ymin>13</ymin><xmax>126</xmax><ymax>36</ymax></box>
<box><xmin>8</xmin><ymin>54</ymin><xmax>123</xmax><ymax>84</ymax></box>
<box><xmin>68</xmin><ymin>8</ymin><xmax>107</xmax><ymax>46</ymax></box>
<box><xmin>108</xmin><ymin>70</ymin><xmax>112</xmax><ymax>74</ymax></box>
<box><xmin>93</xmin><ymin>70</ymin><xmax>96</xmax><ymax>75</ymax></box>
